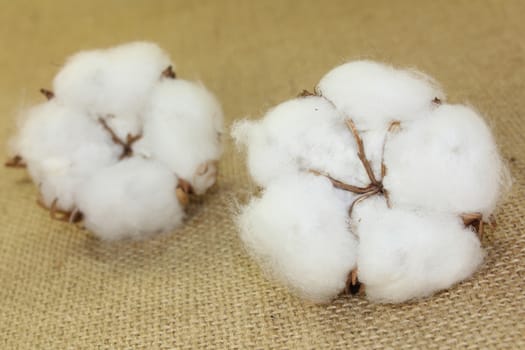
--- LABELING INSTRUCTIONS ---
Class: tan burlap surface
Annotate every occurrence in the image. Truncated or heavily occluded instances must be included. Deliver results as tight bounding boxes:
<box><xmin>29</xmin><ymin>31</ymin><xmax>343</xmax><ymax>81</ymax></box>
<box><xmin>1</xmin><ymin>0</ymin><xmax>524</xmax><ymax>348</ymax></box>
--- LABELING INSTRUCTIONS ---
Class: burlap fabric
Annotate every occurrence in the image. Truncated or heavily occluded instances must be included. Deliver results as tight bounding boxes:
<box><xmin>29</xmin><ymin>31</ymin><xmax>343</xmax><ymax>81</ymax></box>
<box><xmin>1</xmin><ymin>1</ymin><xmax>523</xmax><ymax>348</ymax></box>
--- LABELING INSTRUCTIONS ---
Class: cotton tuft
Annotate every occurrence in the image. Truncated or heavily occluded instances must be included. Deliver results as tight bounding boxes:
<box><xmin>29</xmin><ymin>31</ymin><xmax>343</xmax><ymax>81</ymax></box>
<box><xmin>8</xmin><ymin>42</ymin><xmax>223</xmax><ymax>240</ymax></box>
<box><xmin>134</xmin><ymin>79</ymin><xmax>223</xmax><ymax>195</ymax></box>
<box><xmin>238</xmin><ymin>173</ymin><xmax>357</xmax><ymax>303</ymax></box>
<box><xmin>75</xmin><ymin>157</ymin><xmax>184</xmax><ymax>240</ymax></box>
<box><xmin>233</xmin><ymin>60</ymin><xmax>509</xmax><ymax>303</ymax></box>
<box><xmin>53</xmin><ymin>42</ymin><xmax>172</xmax><ymax>138</ymax></box>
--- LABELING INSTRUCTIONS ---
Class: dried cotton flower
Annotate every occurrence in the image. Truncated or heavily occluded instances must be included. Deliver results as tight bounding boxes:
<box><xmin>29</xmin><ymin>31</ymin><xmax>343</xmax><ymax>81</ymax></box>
<box><xmin>7</xmin><ymin>42</ymin><xmax>223</xmax><ymax>240</ymax></box>
<box><xmin>233</xmin><ymin>60</ymin><xmax>510</xmax><ymax>303</ymax></box>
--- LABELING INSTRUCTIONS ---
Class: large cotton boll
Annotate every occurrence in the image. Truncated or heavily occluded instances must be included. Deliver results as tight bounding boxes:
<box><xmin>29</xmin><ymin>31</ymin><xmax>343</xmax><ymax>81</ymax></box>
<box><xmin>135</xmin><ymin>79</ymin><xmax>223</xmax><ymax>195</ymax></box>
<box><xmin>237</xmin><ymin>173</ymin><xmax>358</xmax><ymax>303</ymax></box>
<box><xmin>316</xmin><ymin>60</ymin><xmax>445</xmax><ymax>130</ymax></box>
<box><xmin>75</xmin><ymin>157</ymin><xmax>184</xmax><ymax>240</ymax></box>
<box><xmin>12</xmin><ymin>101</ymin><xmax>120</xmax><ymax>211</ymax></box>
<box><xmin>383</xmin><ymin>104</ymin><xmax>508</xmax><ymax>217</ymax></box>
<box><xmin>232</xmin><ymin>96</ymin><xmax>375</xmax><ymax>187</ymax></box>
<box><xmin>53</xmin><ymin>42</ymin><xmax>172</xmax><ymax>138</ymax></box>
<box><xmin>353</xmin><ymin>197</ymin><xmax>484</xmax><ymax>303</ymax></box>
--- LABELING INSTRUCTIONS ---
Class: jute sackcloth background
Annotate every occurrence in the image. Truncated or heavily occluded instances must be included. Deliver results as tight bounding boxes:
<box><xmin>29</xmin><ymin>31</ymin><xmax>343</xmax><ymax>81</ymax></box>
<box><xmin>0</xmin><ymin>0</ymin><xmax>524</xmax><ymax>348</ymax></box>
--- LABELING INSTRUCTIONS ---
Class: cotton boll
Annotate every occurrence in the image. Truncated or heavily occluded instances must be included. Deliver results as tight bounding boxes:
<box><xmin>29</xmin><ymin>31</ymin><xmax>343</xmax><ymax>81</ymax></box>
<box><xmin>316</xmin><ymin>60</ymin><xmax>445</xmax><ymax>130</ymax></box>
<box><xmin>136</xmin><ymin>79</ymin><xmax>223</xmax><ymax>194</ymax></box>
<box><xmin>233</xmin><ymin>60</ymin><xmax>508</xmax><ymax>304</ymax></box>
<box><xmin>383</xmin><ymin>104</ymin><xmax>508</xmax><ymax>217</ymax></box>
<box><xmin>53</xmin><ymin>42</ymin><xmax>172</xmax><ymax>138</ymax></box>
<box><xmin>13</xmin><ymin>101</ymin><xmax>121</xmax><ymax>211</ymax></box>
<box><xmin>232</xmin><ymin>96</ymin><xmax>375</xmax><ymax>187</ymax></box>
<box><xmin>237</xmin><ymin>173</ymin><xmax>358</xmax><ymax>303</ymax></box>
<box><xmin>353</xmin><ymin>197</ymin><xmax>484</xmax><ymax>303</ymax></box>
<box><xmin>75</xmin><ymin>157</ymin><xmax>184</xmax><ymax>240</ymax></box>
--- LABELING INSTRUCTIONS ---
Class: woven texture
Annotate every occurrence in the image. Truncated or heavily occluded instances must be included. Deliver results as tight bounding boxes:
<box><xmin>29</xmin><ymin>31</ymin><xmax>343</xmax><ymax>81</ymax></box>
<box><xmin>1</xmin><ymin>0</ymin><xmax>524</xmax><ymax>348</ymax></box>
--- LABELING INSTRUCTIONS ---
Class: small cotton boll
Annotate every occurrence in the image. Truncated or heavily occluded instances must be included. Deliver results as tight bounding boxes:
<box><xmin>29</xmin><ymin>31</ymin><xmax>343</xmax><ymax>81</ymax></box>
<box><xmin>13</xmin><ymin>101</ymin><xmax>121</xmax><ymax>211</ymax></box>
<box><xmin>317</xmin><ymin>60</ymin><xmax>445</xmax><ymax>130</ymax></box>
<box><xmin>383</xmin><ymin>104</ymin><xmax>508</xmax><ymax>217</ymax></box>
<box><xmin>237</xmin><ymin>173</ymin><xmax>358</xmax><ymax>303</ymax></box>
<box><xmin>53</xmin><ymin>42</ymin><xmax>172</xmax><ymax>138</ymax></box>
<box><xmin>232</xmin><ymin>96</ymin><xmax>374</xmax><ymax>187</ymax></box>
<box><xmin>75</xmin><ymin>157</ymin><xmax>184</xmax><ymax>240</ymax></box>
<box><xmin>353</xmin><ymin>197</ymin><xmax>484</xmax><ymax>303</ymax></box>
<box><xmin>136</xmin><ymin>79</ymin><xmax>223</xmax><ymax>194</ymax></box>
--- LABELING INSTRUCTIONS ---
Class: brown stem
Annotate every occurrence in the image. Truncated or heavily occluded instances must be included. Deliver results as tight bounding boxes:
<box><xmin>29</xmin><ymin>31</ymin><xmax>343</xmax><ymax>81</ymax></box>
<box><xmin>68</xmin><ymin>208</ymin><xmax>84</xmax><ymax>223</ymax></box>
<box><xmin>345</xmin><ymin>268</ymin><xmax>362</xmax><ymax>295</ymax></box>
<box><xmin>40</xmin><ymin>88</ymin><xmax>54</xmax><ymax>100</ymax></box>
<box><xmin>175</xmin><ymin>178</ymin><xmax>193</xmax><ymax>206</ymax></box>
<box><xmin>348</xmin><ymin>189</ymin><xmax>381</xmax><ymax>216</ymax></box>
<box><xmin>161</xmin><ymin>65</ymin><xmax>176</xmax><ymax>79</ymax></box>
<box><xmin>38</xmin><ymin>197</ymin><xmax>83</xmax><ymax>223</ymax></box>
<box><xmin>175</xmin><ymin>187</ymin><xmax>189</xmax><ymax>206</ymax></box>
<box><xmin>381</xmin><ymin>121</ymin><xmax>401</xmax><ymax>179</ymax></box>
<box><xmin>98</xmin><ymin>117</ymin><xmax>142</xmax><ymax>159</ymax></box>
<box><xmin>298</xmin><ymin>89</ymin><xmax>315</xmax><ymax>97</ymax></box>
<box><xmin>345</xmin><ymin>119</ymin><xmax>379</xmax><ymax>185</ymax></box>
<box><xmin>120</xmin><ymin>133</ymin><xmax>143</xmax><ymax>159</ymax></box>
<box><xmin>50</xmin><ymin>199</ymin><xmax>72</xmax><ymax>222</ymax></box>
<box><xmin>309</xmin><ymin>170</ymin><xmax>375</xmax><ymax>194</ymax></box>
<box><xmin>5</xmin><ymin>155</ymin><xmax>26</xmax><ymax>168</ymax></box>
<box><xmin>461</xmin><ymin>212</ymin><xmax>485</xmax><ymax>240</ymax></box>
<box><xmin>383</xmin><ymin>188</ymin><xmax>392</xmax><ymax>209</ymax></box>
<box><xmin>98</xmin><ymin>117</ymin><xmax>125</xmax><ymax>147</ymax></box>
<box><xmin>380</xmin><ymin>120</ymin><xmax>401</xmax><ymax>208</ymax></box>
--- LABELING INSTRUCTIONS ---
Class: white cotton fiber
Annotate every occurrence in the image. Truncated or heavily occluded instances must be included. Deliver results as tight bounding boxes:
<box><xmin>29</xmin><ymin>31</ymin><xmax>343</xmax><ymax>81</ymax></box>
<box><xmin>234</xmin><ymin>60</ymin><xmax>508</xmax><ymax>304</ymax></box>
<box><xmin>75</xmin><ymin>157</ymin><xmax>184</xmax><ymax>240</ymax></box>
<box><xmin>53</xmin><ymin>42</ymin><xmax>172</xmax><ymax>138</ymax></box>
<box><xmin>8</xmin><ymin>41</ymin><xmax>222</xmax><ymax>239</ymax></box>
<box><xmin>238</xmin><ymin>173</ymin><xmax>357</xmax><ymax>303</ymax></box>
<box><xmin>353</xmin><ymin>197</ymin><xmax>484</xmax><ymax>303</ymax></box>
<box><xmin>317</xmin><ymin>60</ymin><xmax>445</xmax><ymax>130</ymax></box>
<box><xmin>231</xmin><ymin>118</ymin><xmax>295</xmax><ymax>187</ymax></box>
<box><xmin>12</xmin><ymin>101</ymin><xmax>120</xmax><ymax>211</ymax></box>
<box><xmin>134</xmin><ymin>79</ymin><xmax>223</xmax><ymax>194</ymax></box>
<box><xmin>232</xmin><ymin>96</ymin><xmax>378</xmax><ymax>188</ymax></box>
<box><xmin>383</xmin><ymin>104</ymin><xmax>508</xmax><ymax>217</ymax></box>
